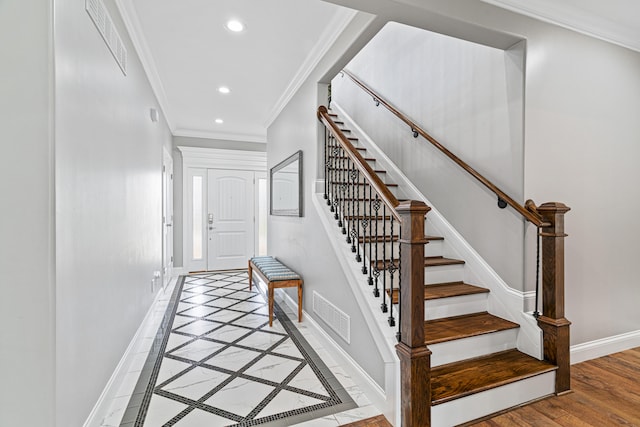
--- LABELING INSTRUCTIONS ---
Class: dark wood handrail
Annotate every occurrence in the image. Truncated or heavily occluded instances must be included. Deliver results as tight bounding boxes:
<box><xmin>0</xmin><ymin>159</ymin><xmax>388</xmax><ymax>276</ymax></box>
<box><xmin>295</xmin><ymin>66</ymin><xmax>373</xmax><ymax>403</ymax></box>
<box><xmin>341</xmin><ymin>69</ymin><xmax>549</xmax><ymax>228</ymax></box>
<box><xmin>318</xmin><ymin>105</ymin><xmax>401</xmax><ymax>221</ymax></box>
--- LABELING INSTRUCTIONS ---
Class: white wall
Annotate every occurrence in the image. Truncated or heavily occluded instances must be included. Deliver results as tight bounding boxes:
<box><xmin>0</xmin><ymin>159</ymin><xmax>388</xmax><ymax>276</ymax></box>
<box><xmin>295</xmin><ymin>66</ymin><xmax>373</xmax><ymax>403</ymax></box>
<box><xmin>54</xmin><ymin>0</ymin><xmax>172</xmax><ymax>425</ymax></box>
<box><xmin>268</xmin><ymin>13</ymin><xmax>393</xmax><ymax>387</ymax></box>
<box><xmin>171</xmin><ymin>135</ymin><xmax>266</xmax><ymax>268</ymax></box>
<box><xmin>332</xmin><ymin>22</ymin><xmax>526</xmax><ymax>290</ymax></box>
<box><xmin>324</xmin><ymin>0</ymin><xmax>640</xmax><ymax>349</ymax></box>
<box><xmin>0</xmin><ymin>0</ymin><xmax>55</xmax><ymax>425</ymax></box>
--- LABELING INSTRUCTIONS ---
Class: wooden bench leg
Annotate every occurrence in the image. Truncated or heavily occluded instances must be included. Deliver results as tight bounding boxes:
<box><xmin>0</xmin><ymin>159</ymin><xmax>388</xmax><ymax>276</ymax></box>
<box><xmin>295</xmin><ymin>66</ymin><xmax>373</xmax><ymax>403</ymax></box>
<box><xmin>268</xmin><ymin>283</ymin><xmax>274</xmax><ymax>327</ymax></box>
<box><xmin>248</xmin><ymin>260</ymin><xmax>253</xmax><ymax>291</ymax></box>
<box><xmin>297</xmin><ymin>281</ymin><xmax>303</xmax><ymax>323</ymax></box>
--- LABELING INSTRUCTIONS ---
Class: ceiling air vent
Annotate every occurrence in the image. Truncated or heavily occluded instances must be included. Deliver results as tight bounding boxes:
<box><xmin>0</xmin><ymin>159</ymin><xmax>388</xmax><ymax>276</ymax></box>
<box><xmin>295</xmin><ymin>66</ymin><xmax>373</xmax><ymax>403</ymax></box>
<box><xmin>312</xmin><ymin>291</ymin><xmax>350</xmax><ymax>344</ymax></box>
<box><xmin>85</xmin><ymin>0</ymin><xmax>127</xmax><ymax>75</ymax></box>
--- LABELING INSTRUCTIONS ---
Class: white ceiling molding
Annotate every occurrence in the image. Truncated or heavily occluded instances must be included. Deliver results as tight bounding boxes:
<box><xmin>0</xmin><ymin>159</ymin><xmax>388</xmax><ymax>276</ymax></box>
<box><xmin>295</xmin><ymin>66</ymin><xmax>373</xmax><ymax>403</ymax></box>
<box><xmin>173</xmin><ymin>128</ymin><xmax>267</xmax><ymax>144</ymax></box>
<box><xmin>262</xmin><ymin>8</ymin><xmax>359</xmax><ymax>129</ymax></box>
<box><xmin>481</xmin><ymin>0</ymin><xmax>640</xmax><ymax>53</ymax></box>
<box><xmin>178</xmin><ymin>146</ymin><xmax>267</xmax><ymax>171</ymax></box>
<box><xmin>114</xmin><ymin>0</ymin><xmax>176</xmax><ymax>131</ymax></box>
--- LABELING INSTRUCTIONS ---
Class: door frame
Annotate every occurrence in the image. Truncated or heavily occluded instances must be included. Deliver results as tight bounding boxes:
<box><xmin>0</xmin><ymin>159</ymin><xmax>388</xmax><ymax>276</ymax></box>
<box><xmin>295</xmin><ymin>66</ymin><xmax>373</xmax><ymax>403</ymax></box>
<box><xmin>178</xmin><ymin>147</ymin><xmax>267</xmax><ymax>271</ymax></box>
<box><xmin>162</xmin><ymin>147</ymin><xmax>174</xmax><ymax>288</ymax></box>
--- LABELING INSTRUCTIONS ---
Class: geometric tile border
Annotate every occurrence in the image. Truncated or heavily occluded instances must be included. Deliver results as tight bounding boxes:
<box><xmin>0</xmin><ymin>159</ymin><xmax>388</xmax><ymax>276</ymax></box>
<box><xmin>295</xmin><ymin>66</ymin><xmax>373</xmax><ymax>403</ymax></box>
<box><xmin>120</xmin><ymin>270</ymin><xmax>356</xmax><ymax>426</ymax></box>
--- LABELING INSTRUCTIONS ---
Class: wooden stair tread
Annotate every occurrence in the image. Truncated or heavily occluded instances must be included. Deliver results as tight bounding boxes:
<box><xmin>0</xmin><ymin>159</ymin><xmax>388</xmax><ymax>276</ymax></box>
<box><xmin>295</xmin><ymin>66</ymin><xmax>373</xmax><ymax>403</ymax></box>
<box><xmin>425</xmin><ymin>256</ymin><xmax>465</xmax><ymax>267</ymax></box>
<box><xmin>430</xmin><ymin>349</ymin><xmax>557</xmax><ymax>405</ymax></box>
<box><xmin>424</xmin><ymin>312</ymin><xmax>519</xmax><ymax>344</ymax></box>
<box><xmin>388</xmin><ymin>281</ymin><xmax>489</xmax><ymax>304</ymax></box>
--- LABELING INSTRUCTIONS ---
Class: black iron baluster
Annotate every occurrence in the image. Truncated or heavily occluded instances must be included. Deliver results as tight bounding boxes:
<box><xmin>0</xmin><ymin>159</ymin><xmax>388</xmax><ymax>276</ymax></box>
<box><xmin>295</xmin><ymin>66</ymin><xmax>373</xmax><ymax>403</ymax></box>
<box><xmin>387</xmin><ymin>215</ymin><xmax>396</xmax><ymax>326</ymax></box>
<box><xmin>372</xmin><ymin>195</ymin><xmax>381</xmax><ymax>297</ymax></box>
<box><xmin>346</xmin><ymin>159</ymin><xmax>353</xmax><ymax>244</ymax></box>
<box><xmin>358</xmin><ymin>184</ymin><xmax>373</xmax><ymax>278</ymax></box>
<box><xmin>331</xmin><ymin>144</ymin><xmax>340</xmax><ymax>220</ymax></box>
<box><xmin>351</xmin><ymin>169</ymin><xmax>360</xmax><ymax>258</ymax></box>
<box><xmin>367</xmin><ymin>184</ymin><xmax>373</xmax><ymax>284</ymax></box>
<box><xmin>324</xmin><ymin>129</ymin><xmax>329</xmax><ymax>202</ymax></box>
<box><xmin>396</xmin><ymin>223</ymin><xmax>402</xmax><ymax>341</ymax></box>
<box><xmin>340</xmin><ymin>152</ymin><xmax>347</xmax><ymax>234</ymax></box>
<box><xmin>381</xmin><ymin>204</ymin><xmax>388</xmax><ymax>313</ymax></box>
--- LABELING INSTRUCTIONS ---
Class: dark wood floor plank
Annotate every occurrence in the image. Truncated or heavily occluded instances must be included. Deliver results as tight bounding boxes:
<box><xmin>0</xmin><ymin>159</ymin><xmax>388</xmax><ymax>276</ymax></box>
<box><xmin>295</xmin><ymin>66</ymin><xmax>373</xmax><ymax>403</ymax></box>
<box><xmin>339</xmin><ymin>414</ymin><xmax>392</xmax><ymax>427</ymax></box>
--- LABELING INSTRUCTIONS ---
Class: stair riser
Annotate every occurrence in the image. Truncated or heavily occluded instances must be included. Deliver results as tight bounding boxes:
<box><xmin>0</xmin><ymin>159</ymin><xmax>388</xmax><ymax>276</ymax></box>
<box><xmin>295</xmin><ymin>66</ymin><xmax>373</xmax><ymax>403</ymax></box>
<box><xmin>429</xmin><ymin>329</ymin><xmax>518</xmax><ymax>367</ymax></box>
<box><xmin>424</xmin><ymin>292</ymin><xmax>488</xmax><ymax>321</ymax></box>
<box><xmin>431</xmin><ymin>371</ymin><xmax>556</xmax><ymax>426</ymax></box>
<box><xmin>424</xmin><ymin>264</ymin><xmax>465</xmax><ymax>284</ymax></box>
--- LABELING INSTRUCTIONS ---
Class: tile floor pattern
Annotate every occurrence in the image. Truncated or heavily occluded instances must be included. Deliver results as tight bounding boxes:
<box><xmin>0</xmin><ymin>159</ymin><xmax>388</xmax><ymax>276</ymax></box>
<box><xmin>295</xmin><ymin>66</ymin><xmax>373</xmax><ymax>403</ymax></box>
<box><xmin>121</xmin><ymin>270</ymin><xmax>356</xmax><ymax>427</ymax></box>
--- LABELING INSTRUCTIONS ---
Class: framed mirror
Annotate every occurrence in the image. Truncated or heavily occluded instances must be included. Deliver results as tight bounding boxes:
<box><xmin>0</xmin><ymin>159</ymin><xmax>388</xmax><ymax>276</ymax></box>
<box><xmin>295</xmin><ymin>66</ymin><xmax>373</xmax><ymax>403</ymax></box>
<box><xmin>270</xmin><ymin>150</ymin><xmax>303</xmax><ymax>217</ymax></box>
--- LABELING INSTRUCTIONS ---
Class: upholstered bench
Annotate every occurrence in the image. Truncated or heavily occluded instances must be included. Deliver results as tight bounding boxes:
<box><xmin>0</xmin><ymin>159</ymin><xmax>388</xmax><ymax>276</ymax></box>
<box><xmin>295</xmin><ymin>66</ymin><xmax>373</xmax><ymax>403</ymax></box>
<box><xmin>248</xmin><ymin>256</ymin><xmax>303</xmax><ymax>327</ymax></box>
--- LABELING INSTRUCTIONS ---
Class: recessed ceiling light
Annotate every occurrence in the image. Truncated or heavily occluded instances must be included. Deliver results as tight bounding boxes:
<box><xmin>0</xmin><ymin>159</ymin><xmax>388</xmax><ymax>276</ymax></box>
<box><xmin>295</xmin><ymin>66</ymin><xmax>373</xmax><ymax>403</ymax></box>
<box><xmin>215</xmin><ymin>118</ymin><xmax>224</xmax><ymax>124</ymax></box>
<box><xmin>218</xmin><ymin>86</ymin><xmax>231</xmax><ymax>94</ymax></box>
<box><xmin>225</xmin><ymin>19</ymin><xmax>245</xmax><ymax>32</ymax></box>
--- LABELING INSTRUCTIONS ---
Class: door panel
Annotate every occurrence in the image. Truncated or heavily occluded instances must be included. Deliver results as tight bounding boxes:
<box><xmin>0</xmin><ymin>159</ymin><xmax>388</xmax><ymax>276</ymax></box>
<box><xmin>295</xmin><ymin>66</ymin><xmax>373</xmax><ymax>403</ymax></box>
<box><xmin>207</xmin><ymin>169</ymin><xmax>254</xmax><ymax>270</ymax></box>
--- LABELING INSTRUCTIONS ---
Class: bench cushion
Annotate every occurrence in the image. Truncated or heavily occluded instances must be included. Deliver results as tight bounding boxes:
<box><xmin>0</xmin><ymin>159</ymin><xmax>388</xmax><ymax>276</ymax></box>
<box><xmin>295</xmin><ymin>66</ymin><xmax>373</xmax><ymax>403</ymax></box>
<box><xmin>250</xmin><ymin>256</ymin><xmax>301</xmax><ymax>282</ymax></box>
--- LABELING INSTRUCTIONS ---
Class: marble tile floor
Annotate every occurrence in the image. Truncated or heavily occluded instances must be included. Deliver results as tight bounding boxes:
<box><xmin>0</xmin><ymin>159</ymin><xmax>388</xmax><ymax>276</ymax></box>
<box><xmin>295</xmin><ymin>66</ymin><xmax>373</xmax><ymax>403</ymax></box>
<box><xmin>97</xmin><ymin>270</ymin><xmax>382</xmax><ymax>427</ymax></box>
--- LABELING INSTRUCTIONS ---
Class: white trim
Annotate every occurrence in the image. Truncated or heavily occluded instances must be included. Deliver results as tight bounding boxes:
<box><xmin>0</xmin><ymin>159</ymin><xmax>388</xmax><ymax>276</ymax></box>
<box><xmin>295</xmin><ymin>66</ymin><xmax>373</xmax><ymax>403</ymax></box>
<box><xmin>113</xmin><ymin>0</ymin><xmax>175</xmax><ymax>131</ymax></box>
<box><xmin>480</xmin><ymin>0</ymin><xmax>640</xmax><ymax>53</ymax></box>
<box><xmin>178</xmin><ymin>147</ymin><xmax>267</xmax><ymax>270</ymax></box>
<box><xmin>570</xmin><ymin>329</ymin><xmax>640</xmax><ymax>365</ymax></box>
<box><xmin>173</xmin><ymin>128</ymin><xmax>267</xmax><ymax>143</ymax></box>
<box><xmin>277</xmin><ymin>289</ymin><xmax>391</xmax><ymax>420</ymax></box>
<box><xmin>263</xmin><ymin>8</ymin><xmax>358</xmax><ymax>128</ymax></box>
<box><xmin>177</xmin><ymin>147</ymin><xmax>267</xmax><ymax>171</ymax></box>
<box><xmin>83</xmin><ymin>280</ymin><xmax>176</xmax><ymax>427</ymax></box>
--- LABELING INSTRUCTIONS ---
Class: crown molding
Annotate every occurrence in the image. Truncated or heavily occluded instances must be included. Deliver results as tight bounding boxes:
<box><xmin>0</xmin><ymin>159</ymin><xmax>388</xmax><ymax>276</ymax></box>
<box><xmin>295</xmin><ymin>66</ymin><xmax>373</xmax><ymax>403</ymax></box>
<box><xmin>263</xmin><ymin>8</ymin><xmax>358</xmax><ymax>129</ymax></box>
<box><xmin>481</xmin><ymin>0</ymin><xmax>640</xmax><ymax>53</ymax></box>
<box><xmin>113</xmin><ymin>0</ymin><xmax>176</xmax><ymax>131</ymax></box>
<box><xmin>173</xmin><ymin>128</ymin><xmax>267</xmax><ymax>144</ymax></box>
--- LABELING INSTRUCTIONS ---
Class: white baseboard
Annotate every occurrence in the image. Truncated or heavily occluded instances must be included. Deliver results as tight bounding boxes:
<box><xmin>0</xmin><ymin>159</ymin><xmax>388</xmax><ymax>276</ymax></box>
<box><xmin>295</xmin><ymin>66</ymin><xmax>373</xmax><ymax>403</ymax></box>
<box><xmin>83</xmin><ymin>278</ymin><xmax>177</xmax><ymax>427</ymax></box>
<box><xmin>570</xmin><ymin>329</ymin><xmax>640</xmax><ymax>365</ymax></box>
<box><xmin>277</xmin><ymin>290</ymin><xmax>390</xmax><ymax>417</ymax></box>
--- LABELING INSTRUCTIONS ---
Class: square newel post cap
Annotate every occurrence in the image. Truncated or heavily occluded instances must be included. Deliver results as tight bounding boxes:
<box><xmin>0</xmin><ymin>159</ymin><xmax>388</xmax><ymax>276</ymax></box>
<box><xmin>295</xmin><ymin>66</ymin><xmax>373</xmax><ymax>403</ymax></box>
<box><xmin>537</xmin><ymin>202</ymin><xmax>571</xmax><ymax>215</ymax></box>
<box><xmin>396</xmin><ymin>200</ymin><xmax>430</xmax><ymax>214</ymax></box>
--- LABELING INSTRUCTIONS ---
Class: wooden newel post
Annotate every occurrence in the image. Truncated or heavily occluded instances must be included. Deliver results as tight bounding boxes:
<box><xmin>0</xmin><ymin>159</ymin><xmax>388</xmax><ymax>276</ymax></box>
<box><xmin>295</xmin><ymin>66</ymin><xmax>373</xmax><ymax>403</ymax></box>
<box><xmin>536</xmin><ymin>202</ymin><xmax>571</xmax><ymax>395</ymax></box>
<box><xmin>396</xmin><ymin>200</ymin><xmax>431</xmax><ymax>426</ymax></box>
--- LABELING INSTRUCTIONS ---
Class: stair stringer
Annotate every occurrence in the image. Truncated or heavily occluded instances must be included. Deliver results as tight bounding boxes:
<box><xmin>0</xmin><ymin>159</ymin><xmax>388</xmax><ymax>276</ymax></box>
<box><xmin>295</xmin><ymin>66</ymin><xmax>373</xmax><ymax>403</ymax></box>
<box><xmin>331</xmin><ymin>102</ymin><xmax>543</xmax><ymax>360</ymax></box>
<box><xmin>311</xmin><ymin>188</ymin><xmax>401</xmax><ymax>426</ymax></box>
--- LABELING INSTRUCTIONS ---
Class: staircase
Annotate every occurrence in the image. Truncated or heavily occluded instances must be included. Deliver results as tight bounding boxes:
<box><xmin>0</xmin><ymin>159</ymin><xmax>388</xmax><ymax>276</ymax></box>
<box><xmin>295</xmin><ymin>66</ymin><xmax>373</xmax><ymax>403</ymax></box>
<box><xmin>318</xmin><ymin>103</ymin><xmax>570</xmax><ymax>426</ymax></box>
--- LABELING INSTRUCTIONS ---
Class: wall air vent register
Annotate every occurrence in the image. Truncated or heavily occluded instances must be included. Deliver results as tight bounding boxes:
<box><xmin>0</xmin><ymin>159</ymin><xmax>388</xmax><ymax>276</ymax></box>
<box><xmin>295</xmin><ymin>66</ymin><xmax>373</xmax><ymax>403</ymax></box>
<box><xmin>85</xmin><ymin>0</ymin><xmax>127</xmax><ymax>75</ymax></box>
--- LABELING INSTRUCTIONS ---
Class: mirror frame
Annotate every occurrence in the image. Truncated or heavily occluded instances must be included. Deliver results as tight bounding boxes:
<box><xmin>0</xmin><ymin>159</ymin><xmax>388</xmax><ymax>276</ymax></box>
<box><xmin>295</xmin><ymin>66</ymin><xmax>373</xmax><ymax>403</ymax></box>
<box><xmin>270</xmin><ymin>150</ymin><xmax>303</xmax><ymax>217</ymax></box>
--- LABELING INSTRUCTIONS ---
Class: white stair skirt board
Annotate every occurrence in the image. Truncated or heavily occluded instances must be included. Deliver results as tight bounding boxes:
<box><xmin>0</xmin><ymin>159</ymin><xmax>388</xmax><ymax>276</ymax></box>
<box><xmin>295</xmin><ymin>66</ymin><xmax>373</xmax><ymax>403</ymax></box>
<box><xmin>312</xmin><ymin>190</ymin><xmax>401</xmax><ymax>425</ymax></box>
<box><xmin>423</xmin><ymin>292</ymin><xmax>489</xmax><ymax>321</ymax></box>
<box><xmin>330</xmin><ymin>102</ymin><xmax>541</xmax><ymax>359</ymax></box>
<box><xmin>431</xmin><ymin>371</ymin><xmax>556</xmax><ymax>426</ymax></box>
<box><xmin>429</xmin><ymin>329</ymin><xmax>518</xmax><ymax>367</ymax></box>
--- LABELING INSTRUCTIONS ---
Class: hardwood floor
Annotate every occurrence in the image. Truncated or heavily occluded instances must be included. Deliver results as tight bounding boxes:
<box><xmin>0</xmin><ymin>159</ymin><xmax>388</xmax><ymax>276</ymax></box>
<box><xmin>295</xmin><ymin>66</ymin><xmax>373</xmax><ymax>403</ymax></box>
<box><xmin>340</xmin><ymin>415</ymin><xmax>393</xmax><ymax>427</ymax></box>
<box><xmin>467</xmin><ymin>347</ymin><xmax>640</xmax><ymax>426</ymax></box>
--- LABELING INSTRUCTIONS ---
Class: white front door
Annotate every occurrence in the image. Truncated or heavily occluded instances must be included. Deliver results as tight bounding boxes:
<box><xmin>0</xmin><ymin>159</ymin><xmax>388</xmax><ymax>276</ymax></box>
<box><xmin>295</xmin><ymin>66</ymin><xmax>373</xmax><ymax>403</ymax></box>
<box><xmin>206</xmin><ymin>169</ymin><xmax>255</xmax><ymax>270</ymax></box>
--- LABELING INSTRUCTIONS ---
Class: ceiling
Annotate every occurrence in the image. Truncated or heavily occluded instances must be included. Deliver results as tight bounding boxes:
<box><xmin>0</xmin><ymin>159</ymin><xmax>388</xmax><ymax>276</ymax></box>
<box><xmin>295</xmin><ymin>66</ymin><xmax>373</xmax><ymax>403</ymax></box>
<box><xmin>117</xmin><ymin>0</ymin><xmax>355</xmax><ymax>142</ymax></box>
<box><xmin>116</xmin><ymin>0</ymin><xmax>639</xmax><ymax>144</ymax></box>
